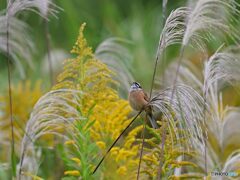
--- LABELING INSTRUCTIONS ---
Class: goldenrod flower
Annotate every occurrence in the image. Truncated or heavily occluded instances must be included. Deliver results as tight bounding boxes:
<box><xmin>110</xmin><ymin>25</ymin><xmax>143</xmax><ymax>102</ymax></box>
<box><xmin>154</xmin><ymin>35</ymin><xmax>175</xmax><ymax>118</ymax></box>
<box><xmin>55</xmin><ymin>23</ymin><xmax>140</xmax><ymax>179</ymax></box>
<box><xmin>96</xmin><ymin>141</ymin><xmax>106</xmax><ymax>149</ymax></box>
<box><xmin>0</xmin><ymin>80</ymin><xmax>43</xmax><ymax>157</ymax></box>
<box><xmin>117</xmin><ymin>166</ymin><xmax>127</xmax><ymax>176</ymax></box>
<box><xmin>64</xmin><ymin>170</ymin><xmax>80</xmax><ymax>176</ymax></box>
<box><xmin>64</xmin><ymin>140</ymin><xmax>75</xmax><ymax>145</ymax></box>
<box><xmin>71</xmin><ymin>157</ymin><xmax>81</xmax><ymax>164</ymax></box>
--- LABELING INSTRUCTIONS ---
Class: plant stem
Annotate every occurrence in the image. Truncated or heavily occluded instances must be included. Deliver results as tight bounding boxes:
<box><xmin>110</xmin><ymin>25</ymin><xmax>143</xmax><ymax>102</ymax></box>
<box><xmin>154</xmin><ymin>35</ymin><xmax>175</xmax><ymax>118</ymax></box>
<box><xmin>149</xmin><ymin>0</ymin><xmax>168</xmax><ymax>99</ymax></box>
<box><xmin>137</xmin><ymin>118</ymin><xmax>146</xmax><ymax>180</ymax></box>
<box><xmin>203</xmin><ymin>90</ymin><xmax>208</xmax><ymax>175</ymax></box>
<box><xmin>6</xmin><ymin>13</ymin><xmax>16</xmax><ymax>176</ymax></box>
<box><xmin>92</xmin><ymin>111</ymin><xmax>142</xmax><ymax>174</ymax></box>
<box><xmin>18</xmin><ymin>148</ymin><xmax>26</xmax><ymax>180</ymax></box>
<box><xmin>160</xmin><ymin>0</ymin><xmax>167</xmax><ymax>87</ymax></box>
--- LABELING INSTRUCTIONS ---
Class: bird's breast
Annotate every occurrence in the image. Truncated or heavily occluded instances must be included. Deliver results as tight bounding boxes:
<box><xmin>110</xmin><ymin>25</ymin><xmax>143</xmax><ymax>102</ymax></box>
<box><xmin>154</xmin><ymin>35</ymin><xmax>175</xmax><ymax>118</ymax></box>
<box><xmin>129</xmin><ymin>90</ymin><xmax>148</xmax><ymax>111</ymax></box>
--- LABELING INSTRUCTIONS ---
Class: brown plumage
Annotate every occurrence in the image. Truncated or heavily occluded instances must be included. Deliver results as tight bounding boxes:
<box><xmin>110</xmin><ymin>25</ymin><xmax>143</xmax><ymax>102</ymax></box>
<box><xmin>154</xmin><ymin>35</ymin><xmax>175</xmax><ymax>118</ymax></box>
<box><xmin>128</xmin><ymin>90</ymin><xmax>149</xmax><ymax>111</ymax></box>
<box><xmin>128</xmin><ymin>82</ymin><xmax>158</xmax><ymax>129</ymax></box>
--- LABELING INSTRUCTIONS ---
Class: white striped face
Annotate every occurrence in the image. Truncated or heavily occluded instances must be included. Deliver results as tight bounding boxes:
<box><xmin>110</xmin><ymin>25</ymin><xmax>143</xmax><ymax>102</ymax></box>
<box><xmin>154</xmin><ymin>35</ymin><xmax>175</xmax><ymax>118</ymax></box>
<box><xmin>129</xmin><ymin>82</ymin><xmax>142</xmax><ymax>92</ymax></box>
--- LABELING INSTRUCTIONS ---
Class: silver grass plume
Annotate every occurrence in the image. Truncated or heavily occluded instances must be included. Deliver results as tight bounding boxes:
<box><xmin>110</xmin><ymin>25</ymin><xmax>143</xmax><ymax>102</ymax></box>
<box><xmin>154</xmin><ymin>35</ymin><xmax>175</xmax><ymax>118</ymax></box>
<box><xmin>172</xmin><ymin>0</ymin><xmax>240</xmax><ymax>91</ymax></box>
<box><xmin>222</xmin><ymin>150</ymin><xmax>240</xmax><ymax>177</ymax></box>
<box><xmin>203</xmin><ymin>46</ymin><xmax>240</xmax><ymax>161</ymax></box>
<box><xmin>1</xmin><ymin>1</ymin><xmax>61</xmax><ymax>176</ymax></box>
<box><xmin>221</xmin><ymin>108</ymin><xmax>240</xmax><ymax>150</ymax></box>
<box><xmin>170</xmin><ymin>0</ymin><xmax>240</xmax><ymax>99</ymax></box>
<box><xmin>150</xmin><ymin>7</ymin><xmax>189</xmax><ymax>96</ymax></box>
<box><xmin>0</xmin><ymin>0</ymin><xmax>60</xmax><ymax>77</ymax></box>
<box><xmin>18</xmin><ymin>89</ymin><xmax>82</xmax><ymax>179</ymax></box>
<box><xmin>157</xmin><ymin>0</ymin><xmax>240</xmax><ymax>90</ymax></box>
<box><xmin>204</xmin><ymin>47</ymin><xmax>240</xmax><ymax>95</ymax></box>
<box><xmin>6</xmin><ymin>0</ymin><xmax>59</xmax><ymax>18</ymax></box>
<box><xmin>41</xmin><ymin>49</ymin><xmax>69</xmax><ymax>78</ymax></box>
<box><xmin>95</xmin><ymin>38</ymin><xmax>134</xmax><ymax>94</ymax></box>
<box><xmin>173</xmin><ymin>46</ymin><xmax>240</xmax><ymax>174</ymax></box>
<box><xmin>193</xmin><ymin>85</ymin><xmax>240</xmax><ymax>174</ymax></box>
<box><xmin>150</xmin><ymin>85</ymin><xmax>207</xmax><ymax>148</ymax></box>
<box><xmin>0</xmin><ymin>15</ymin><xmax>34</xmax><ymax>78</ymax></box>
<box><xmin>156</xmin><ymin>45</ymin><xmax>240</xmax><ymax>175</ymax></box>
<box><xmin>170</xmin><ymin>1</ymin><xmax>240</xmax><ymax>173</ymax></box>
<box><xmin>182</xmin><ymin>0</ymin><xmax>240</xmax><ymax>52</ymax></box>
<box><xmin>159</xmin><ymin>60</ymin><xmax>202</xmax><ymax>91</ymax></box>
<box><xmin>157</xmin><ymin>7</ymin><xmax>189</xmax><ymax>57</ymax></box>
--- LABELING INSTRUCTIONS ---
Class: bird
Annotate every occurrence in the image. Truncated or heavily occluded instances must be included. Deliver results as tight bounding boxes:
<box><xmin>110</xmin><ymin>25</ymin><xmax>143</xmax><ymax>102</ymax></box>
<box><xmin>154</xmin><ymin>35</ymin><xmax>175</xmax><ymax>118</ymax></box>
<box><xmin>128</xmin><ymin>82</ymin><xmax>158</xmax><ymax>129</ymax></box>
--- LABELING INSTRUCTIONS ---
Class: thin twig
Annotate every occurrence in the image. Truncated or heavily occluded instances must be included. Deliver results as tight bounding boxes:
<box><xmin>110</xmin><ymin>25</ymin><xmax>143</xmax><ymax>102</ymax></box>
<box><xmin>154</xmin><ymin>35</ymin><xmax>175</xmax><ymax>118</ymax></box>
<box><xmin>137</xmin><ymin>117</ymin><xmax>147</xmax><ymax>180</ymax></box>
<box><xmin>150</xmin><ymin>47</ymin><xmax>161</xmax><ymax>99</ymax></box>
<box><xmin>153</xmin><ymin>2</ymin><xmax>169</xmax><ymax>179</ymax></box>
<box><xmin>160</xmin><ymin>0</ymin><xmax>168</xmax><ymax>87</ymax></box>
<box><xmin>203</xmin><ymin>90</ymin><xmax>208</xmax><ymax>175</ymax></box>
<box><xmin>18</xmin><ymin>148</ymin><xmax>26</xmax><ymax>180</ymax></box>
<box><xmin>92</xmin><ymin>111</ymin><xmax>142</xmax><ymax>174</ymax></box>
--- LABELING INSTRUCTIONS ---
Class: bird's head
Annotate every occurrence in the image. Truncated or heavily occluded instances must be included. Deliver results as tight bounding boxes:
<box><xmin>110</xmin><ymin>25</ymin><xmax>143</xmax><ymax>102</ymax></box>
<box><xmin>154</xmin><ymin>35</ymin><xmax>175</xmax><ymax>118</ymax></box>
<box><xmin>129</xmin><ymin>82</ymin><xmax>142</xmax><ymax>92</ymax></box>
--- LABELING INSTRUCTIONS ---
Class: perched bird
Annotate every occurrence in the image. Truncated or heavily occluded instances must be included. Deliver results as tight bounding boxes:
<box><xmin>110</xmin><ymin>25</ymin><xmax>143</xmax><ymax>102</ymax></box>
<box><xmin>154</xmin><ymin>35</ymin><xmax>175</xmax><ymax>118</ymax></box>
<box><xmin>128</xmin><ymin>82</ymin><xmax>158</xmax><ymax>129</ymax></box>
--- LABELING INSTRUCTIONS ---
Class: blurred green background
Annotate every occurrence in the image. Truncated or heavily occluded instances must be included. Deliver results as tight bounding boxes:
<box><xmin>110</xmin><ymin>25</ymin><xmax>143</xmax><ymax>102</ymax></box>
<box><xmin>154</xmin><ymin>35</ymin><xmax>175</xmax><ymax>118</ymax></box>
<box><xmin>0</xmin><ymin>0</ymin><xmax>185</xmax><ymax>92</ymax></box>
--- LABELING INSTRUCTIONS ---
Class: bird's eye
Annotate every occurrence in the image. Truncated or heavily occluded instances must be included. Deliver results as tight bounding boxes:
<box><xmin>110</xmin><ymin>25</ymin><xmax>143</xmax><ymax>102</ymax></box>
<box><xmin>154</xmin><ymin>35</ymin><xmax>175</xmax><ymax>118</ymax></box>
<box><xmin>135</xmin><ymin>82</ymin><xmax>141</xmax><ymax>88</ymax></box>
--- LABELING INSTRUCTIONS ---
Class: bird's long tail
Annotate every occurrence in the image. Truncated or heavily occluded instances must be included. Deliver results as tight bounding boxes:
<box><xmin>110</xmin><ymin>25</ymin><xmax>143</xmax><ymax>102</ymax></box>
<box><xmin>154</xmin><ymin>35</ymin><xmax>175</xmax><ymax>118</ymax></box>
<box><xmin>147</xmin><ymin>113</ymin><xmax>158</xmax><ymax>129</ymax></box>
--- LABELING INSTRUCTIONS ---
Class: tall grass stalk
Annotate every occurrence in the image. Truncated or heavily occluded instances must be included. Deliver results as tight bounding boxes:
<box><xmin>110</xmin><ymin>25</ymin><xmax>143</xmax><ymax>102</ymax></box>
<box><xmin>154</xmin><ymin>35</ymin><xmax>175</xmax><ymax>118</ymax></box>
<box><xmin>3</xmin><ymin>1</ymin><xmax>60</xmax><ymax>176</ymax></box>
<box><xmin>6</xmin><ymin>2</ymin><xmax>16</xmax><ymax>175</ymax></box>
<box><xmin>149</xmin><ymin>1</ymin><xmax>169</xmax><ymax>178</ymax></box>
<box><xmin>160</xmin><ymin>0</ymin><xmax>168</xmax><ymax>87</ymax></box>
<box><xmin>149</xmin><ymin>0</ymin><xmax>168</xmax><ymax>98</ymax></box>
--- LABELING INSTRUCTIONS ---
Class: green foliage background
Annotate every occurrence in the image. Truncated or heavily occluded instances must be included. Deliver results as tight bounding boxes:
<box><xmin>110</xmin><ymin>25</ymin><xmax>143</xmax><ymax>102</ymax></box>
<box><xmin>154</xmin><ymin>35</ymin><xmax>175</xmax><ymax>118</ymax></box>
<box><xmin>0</xmin><ymin>0</ymin><xmax>185</xmax><ymax>91</ymax></box>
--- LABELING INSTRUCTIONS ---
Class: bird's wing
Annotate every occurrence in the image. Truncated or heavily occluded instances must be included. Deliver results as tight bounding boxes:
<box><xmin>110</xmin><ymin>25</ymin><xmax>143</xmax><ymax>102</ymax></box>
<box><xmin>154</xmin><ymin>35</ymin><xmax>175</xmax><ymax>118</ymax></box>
<box><xmin>143</xmin><ymin>91</ymin><xmax>150</xmax><ymax>102</ymax></box>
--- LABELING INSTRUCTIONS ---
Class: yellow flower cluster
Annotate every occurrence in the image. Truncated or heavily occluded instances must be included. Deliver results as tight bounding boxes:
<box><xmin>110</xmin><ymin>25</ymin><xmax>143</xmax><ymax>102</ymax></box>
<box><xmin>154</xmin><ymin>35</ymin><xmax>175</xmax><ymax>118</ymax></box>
<box><xmin>0</xmin><ymin>81</ymin><xmax>43</xmax><ymax>157</ymax></box>
<box><xmin>140</xmin><ymin>121</ymin><xmax>199</xmax><ymax>179</ymax></box>
<box><xmin>57</xmin><ymin>23</ymin><xmax>140</xmax><ymax>178</ymax></box>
